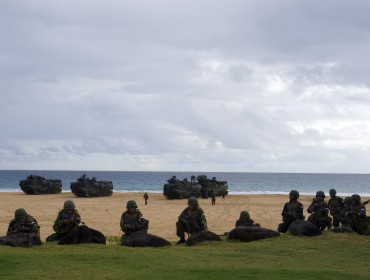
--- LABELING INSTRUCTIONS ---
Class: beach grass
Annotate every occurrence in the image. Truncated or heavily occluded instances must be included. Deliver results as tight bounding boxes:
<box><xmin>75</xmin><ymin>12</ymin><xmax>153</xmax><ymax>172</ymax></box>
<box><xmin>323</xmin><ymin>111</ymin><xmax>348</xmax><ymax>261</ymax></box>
<box><xmin>0</xmin><ymin>232</ymin><xmax>369</xmax><ymax>280</ymax></box>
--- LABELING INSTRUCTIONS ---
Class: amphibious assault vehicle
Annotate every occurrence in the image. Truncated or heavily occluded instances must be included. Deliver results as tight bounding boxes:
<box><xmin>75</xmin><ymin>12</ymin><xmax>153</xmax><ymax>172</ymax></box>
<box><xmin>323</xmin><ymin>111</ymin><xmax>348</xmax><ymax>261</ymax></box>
<box><xmin>70</xmin><ymin>174</ymin><xmax>113</xmax><ymax>197</ymax></box>
<box><xmin>19</xmin><ymin>175</ymin><xmax>62</xmax><ymax>195</ymax></box>
<box><xmin>163</xmin><ymin>175</ymin><xmax>228</xmax><ymax>199</ymax></box>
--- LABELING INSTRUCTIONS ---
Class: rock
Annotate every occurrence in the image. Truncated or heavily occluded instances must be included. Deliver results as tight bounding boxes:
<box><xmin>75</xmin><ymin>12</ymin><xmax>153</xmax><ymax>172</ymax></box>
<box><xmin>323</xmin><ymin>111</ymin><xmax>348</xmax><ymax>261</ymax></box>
<box><xmin>228</xmin><ymin>226</ymin><xmax>280</xmax><ymax>242</ymax></box>
<box><xmin>0</xmin><ymin>233</ymin><xmax>42</xmax><ymax>247</ymax></box>
<box><xmin>121</xmin><ymin>231</ymin><xmax>171</xmax><ymax>247</ymax></box>
<box><xmin>330</xmin><ymin>227</ymin><xmax>353</xmax><ymax>233</ymax></box>
<box><xmin>288</xmin><ymin>220</ymin><xmax>321</xmax><ymax>236</ymax></box>
<box><xmin>185</xmin><ymin>230</ymin><xmax>221</xmax><ymax>246</ymax></box>
<box><xmin>58</xmin><ymin>225</ymin><xmax>106</xmax><ymax>245</ymax></box>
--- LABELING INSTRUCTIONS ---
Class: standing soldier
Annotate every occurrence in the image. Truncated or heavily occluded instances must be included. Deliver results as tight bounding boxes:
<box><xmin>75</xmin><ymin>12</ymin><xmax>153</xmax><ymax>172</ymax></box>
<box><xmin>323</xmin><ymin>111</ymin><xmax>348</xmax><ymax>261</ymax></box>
<box><xmin>278</xmin><ymin>190</ymin><xmax>304</xmax><ymax>233</ymax></box>
<box><xmin>307</xmin><ymin>191</ymin><xmax>332</xmax><ymax>231</ymax></box>
<box><xmin>345</xmin><ymin>194</ymin><xmax>367</xmax><ymax>234</ymax></box>
<box><xmin>176</xmin><ymin>197</ymin><xmax>207</xmax><ymax>244</ymax></box>
<box><xmin>328</xmin><ymin>188</ymin><xmax>345</xmax><ymax>228</ymax></box>
<box><xmin>46</xmin><ymin>200</ymin><xmax>81</xmax><ymax>241</ymax></box>
<box><xmin>7</xmin><ymin>208</ymin><xmax>40</xmax><ymax>236</ymax></box>
<box><xmin>211</xmin><ymin>192</ymin><xmax>216</xmax><ymax>205</ymax></box>
<box><xmin>120</xmin><ymin>200</ymin><xmax>149</xmax><ymax>236</ymax></box>
<box><xmin>143</xmin><ymin>192</ymin><xmax>149</xmax><ymax>205</ymax></box>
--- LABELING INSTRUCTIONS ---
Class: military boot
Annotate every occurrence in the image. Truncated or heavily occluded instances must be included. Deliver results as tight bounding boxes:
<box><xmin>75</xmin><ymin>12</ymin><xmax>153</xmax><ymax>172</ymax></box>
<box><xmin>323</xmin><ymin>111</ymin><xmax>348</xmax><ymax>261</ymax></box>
<box><xmin>176</xmin><ymin>236</ymin><xmax>185</xmax><ymax>244</ymax></box>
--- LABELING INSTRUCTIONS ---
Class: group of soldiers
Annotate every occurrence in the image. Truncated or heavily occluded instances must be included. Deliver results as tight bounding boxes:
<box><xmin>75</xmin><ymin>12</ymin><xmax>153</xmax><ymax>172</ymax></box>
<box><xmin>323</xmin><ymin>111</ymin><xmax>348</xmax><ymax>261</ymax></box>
<box><xmin>278</xmin><ymin>189</ymin><xmax>369</xmax><ymax>235</ymax></box>
<box><xmin>3</xmin><ymin>189</ymin><xmax>369</xmax><ymax>245</ymax></box>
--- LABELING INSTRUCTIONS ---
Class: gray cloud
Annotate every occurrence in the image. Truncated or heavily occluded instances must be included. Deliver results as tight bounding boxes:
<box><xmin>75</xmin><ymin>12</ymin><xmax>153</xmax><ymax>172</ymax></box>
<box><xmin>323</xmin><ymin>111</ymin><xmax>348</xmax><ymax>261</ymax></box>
<box><xmin>1</xmin><ymin>1</ymin><xmax>370</xmax><ymax>172</ymax></box>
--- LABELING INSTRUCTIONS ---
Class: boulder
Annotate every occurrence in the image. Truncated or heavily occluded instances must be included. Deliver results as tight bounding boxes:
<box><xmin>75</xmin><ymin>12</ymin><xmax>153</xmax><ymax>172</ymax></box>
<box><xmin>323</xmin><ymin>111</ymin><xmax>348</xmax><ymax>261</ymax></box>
<box><xmin>58</xmin><ymin>225</ymin><xmax>106</xmax><ymax>245</ymax></box>
<box><xmin>185</xmin><ymin>230</ymin><xmax>221</xmax><ymax>246</ymax></box>
<box><xmin>288</xmin><ymin>220</ymin><xmax>321</xmax><ymax>236</ymax></box>
<box><xmin>330</xmin><ymin>227</ymin><xmax>353</xmax><ymax>233</ymax></box>
<box><xmin>228</xmin><ymin>226</ymin><xmax>280</xmax><ymax>242</ymax></box>
<box><xmin>121</xmin><ymin>231</ymin><xmax>171</xmax><ymax>247</ymax></box>
<box><xmin>0</xmin><ymin>233</ymin><xmax>42</xmax><ymax>247</ymax></box>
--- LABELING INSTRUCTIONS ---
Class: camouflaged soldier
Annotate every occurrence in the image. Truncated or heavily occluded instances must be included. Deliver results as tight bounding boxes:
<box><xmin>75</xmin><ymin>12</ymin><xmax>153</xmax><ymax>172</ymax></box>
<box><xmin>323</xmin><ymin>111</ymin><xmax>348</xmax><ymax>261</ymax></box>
<box><xmin>328</xmin><ymin>188</ymin><xmax>345</xmax><ymax>228</ymax></box>
<box><xmin>143</xmin><ymin>192</ymin><xmax>149</xmax><ymax>205</ymax></box>
<box><xmin>307</xmin><ymin>191</ymin><xmax>332</xmax><ymax>231</ymax></box>
<box><xmin>341</xmin><ymin>196</ymin><xmax>353</xmax><ymax>227</ymax></box>
<box><xmin>120</xmin><ymin>200</ymin><xmax>149</xmax><ymax>236</ymax></box>
<box><xmin>7</xmin><ymin>208</ymin><xmax>40</xmax><ymax>236</ymax></box>
<box><xmin>176</xmin><ymin>197</ymin><xmax>207</xmax><ymax>244</ymax></box>
<box><xmin>278</xmin><ymin>190</ymin><xmax>304</xmax><ymax>233</ymax></box>
<box><xmin>46</xmin><ymin>200</ymin><xmax>81</xmax><ymax>241</ymax></box>
<box><xmin>235</xmin><ymin>211</ymin><xmax>260</xmax><ymax>227</ymax></box>
<box><xmin>345</xmin><ymin>194</ymin><xmax>367</xmax><ymax>234</ymax></box>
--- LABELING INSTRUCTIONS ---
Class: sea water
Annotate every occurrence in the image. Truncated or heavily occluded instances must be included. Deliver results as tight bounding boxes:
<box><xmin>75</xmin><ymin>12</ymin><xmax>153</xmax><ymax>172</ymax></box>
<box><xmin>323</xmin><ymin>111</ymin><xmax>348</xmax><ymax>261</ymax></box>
<box><xmin>0</xmin><ymin>170</ymin><xmax>369</xmax><ymax>196</ymax></box>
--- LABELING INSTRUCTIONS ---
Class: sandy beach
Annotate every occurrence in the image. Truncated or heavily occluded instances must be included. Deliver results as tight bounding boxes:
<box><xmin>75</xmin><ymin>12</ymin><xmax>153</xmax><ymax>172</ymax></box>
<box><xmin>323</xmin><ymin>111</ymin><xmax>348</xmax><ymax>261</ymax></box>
<box><xmin>0</xmin><ymin>192</ymin><xmax>368</xmax><ymax>241</ymax></box>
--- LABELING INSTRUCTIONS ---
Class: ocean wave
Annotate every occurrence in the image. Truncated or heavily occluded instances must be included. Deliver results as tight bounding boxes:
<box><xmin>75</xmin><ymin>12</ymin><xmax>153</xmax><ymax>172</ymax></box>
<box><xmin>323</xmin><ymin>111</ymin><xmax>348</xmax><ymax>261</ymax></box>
<box><xmin>1</xmin><ymin>189</ymin><xmax>368</xmax><ymax>197</ymax></box>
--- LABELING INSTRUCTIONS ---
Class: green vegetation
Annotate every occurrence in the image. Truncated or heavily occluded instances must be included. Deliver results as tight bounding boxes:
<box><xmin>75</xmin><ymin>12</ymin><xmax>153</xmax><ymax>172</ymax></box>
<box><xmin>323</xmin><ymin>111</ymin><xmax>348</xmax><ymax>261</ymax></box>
<box><xmin>0</xmin><ymin>232</ymin><xmax>369</xmax><ymax>280</ymax></box>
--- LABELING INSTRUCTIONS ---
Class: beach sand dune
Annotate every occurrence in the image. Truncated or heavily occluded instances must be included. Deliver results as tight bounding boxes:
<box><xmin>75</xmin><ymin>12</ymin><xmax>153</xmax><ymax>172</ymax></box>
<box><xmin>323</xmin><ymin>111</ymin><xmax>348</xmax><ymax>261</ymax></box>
<box><xmin>0</xmin><ymin>193</ymin><xmax>368</xmax><ymax>241</ymax></box>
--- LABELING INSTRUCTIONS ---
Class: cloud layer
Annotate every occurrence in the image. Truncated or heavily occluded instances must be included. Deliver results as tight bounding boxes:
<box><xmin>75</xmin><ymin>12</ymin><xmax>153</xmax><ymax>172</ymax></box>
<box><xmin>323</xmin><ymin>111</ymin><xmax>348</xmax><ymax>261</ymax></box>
<box><xmin>1</xmin><ymin>1</ymin><xmax>370</xmax><ymax>172</ymax></box>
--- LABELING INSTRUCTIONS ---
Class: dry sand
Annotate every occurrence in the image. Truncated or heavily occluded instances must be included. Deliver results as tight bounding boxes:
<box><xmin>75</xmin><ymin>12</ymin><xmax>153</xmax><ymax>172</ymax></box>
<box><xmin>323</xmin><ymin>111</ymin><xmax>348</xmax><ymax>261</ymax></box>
<box><xmin>0</xmin><ymin>192</ymin><xmax>368</xmax><ymax>241</ymax></box>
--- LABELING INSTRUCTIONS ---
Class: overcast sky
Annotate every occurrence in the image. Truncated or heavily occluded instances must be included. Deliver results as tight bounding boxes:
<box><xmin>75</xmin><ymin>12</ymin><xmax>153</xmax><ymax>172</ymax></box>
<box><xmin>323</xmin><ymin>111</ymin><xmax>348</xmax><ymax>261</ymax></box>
<box><xmin>1</xmin><ymin>1</ymin><xmax>370</xmax><ymax>172</ymax></box>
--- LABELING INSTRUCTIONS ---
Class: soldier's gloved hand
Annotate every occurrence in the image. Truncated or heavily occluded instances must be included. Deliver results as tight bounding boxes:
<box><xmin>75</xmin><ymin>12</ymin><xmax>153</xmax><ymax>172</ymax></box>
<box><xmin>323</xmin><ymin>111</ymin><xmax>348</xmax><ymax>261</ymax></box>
<box><xmin>63</xmin><ymin>219</ymin><xmax>71</xmax><ymax>224</ymax></box>
<box><xmin>346</xmin><ymin>210</ymin><xmax>355</xmax><ymax>217</ymax></box>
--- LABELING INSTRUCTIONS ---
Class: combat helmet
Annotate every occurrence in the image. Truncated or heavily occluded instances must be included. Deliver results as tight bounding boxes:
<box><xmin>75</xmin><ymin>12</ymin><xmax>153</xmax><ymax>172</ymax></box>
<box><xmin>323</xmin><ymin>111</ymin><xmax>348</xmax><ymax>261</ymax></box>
<box><xmin>15</xmin><ymin>208</ymin><xmax>28</xmax><ymax>220</ymax></box>
<box><xmin>126</xmin><ymin>200</ymin><xmax>138</xmax><ymax>208</ymax></box>
<box><xmin>188</xmin><ymin>197</ymin><xmax>198</xmax><ymax>206</ymax></box>
<box><xmin>344</xmin><ymin>197</ymin><xmax>352</xmax><ymax>206</ymax></box>
<box><xmin>240</xmin><ymin>211</ymin><xmax>250</xmax><ymax>220</ymax></box>
<box><xmin>329</xmin><ymin>189</ymin><xmax>336</xmax><ymax>195</ymax></box>
<box><xmin>316</xmin><ymin>191</ymin><xmax>325</xmax><ymax>198</ymax></box>
<box><xmin>289</xmin><ymin>190</ymin><xmax>299</xmax><ymax>199</ymax></box>
<box><xmin>351</xmin><ymin>194</ymin><xmax>361</xmax><ymax>203</ymax></box>
<box><xmin>64</xmin><ymin>200</ymin><xmax>76</xmax><ymax>210</ymax></box>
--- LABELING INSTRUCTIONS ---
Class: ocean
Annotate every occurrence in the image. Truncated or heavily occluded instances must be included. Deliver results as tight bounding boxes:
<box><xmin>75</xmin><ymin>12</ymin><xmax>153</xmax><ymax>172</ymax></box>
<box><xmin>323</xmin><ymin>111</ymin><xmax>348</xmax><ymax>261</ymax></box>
<box><xmin>0</xmin><ymin>170</ymin><xmax>369</xmax><ymax>197</ymax></box>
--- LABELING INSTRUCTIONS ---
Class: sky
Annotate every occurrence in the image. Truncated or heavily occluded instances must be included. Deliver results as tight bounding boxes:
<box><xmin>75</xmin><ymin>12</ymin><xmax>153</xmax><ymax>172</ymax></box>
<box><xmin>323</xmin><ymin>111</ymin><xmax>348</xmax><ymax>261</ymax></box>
<box><xmin>1</xmin><ymin>0</ymin><xmax>370</xmax><ymax>173</ymax></box>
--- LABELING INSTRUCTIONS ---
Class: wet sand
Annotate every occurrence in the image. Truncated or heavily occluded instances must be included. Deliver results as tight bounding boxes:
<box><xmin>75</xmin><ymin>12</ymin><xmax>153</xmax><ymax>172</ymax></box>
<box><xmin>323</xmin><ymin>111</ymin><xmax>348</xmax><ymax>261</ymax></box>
<box><xmin>0</xmin><ymin>192</ymin><xmax>368</xmax><ymax>241</ymax></box>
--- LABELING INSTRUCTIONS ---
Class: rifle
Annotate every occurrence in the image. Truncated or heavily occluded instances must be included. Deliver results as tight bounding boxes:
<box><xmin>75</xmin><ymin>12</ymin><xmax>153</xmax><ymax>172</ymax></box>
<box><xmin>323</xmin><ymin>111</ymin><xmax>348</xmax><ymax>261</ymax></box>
<box><xmin>363</xmin><ymin>199</ymin><xmax>369</xmax><ymax>206</ymax></box>
<box><xmin>179</xmin><ymin>215</ymin><xmax>201</xmax><ymax>231</ymax></box>
<box><xmin>285</xmin><ymin>204</ymin><xmax>300</xmax><ymax>222</ymax></box>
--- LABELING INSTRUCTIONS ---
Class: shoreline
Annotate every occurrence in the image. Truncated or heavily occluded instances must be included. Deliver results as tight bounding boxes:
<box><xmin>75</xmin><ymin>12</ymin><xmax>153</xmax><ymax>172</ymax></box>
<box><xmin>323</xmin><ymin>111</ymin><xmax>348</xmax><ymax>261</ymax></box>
<box><xmin>1</xmin><ymin>190</ymin><xmax>369</xmax><ymax>197</ymax></box>
<box><xmin>0</xmin><ymin>192</ymin><xmax>368</xmax><ymax>241</ymax></box>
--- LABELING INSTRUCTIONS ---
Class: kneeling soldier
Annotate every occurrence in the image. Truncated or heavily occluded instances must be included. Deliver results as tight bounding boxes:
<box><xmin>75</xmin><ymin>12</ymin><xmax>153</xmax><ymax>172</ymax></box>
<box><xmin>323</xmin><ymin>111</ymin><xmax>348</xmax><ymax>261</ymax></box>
<box><xmin>7</xmin><ymin>208</ymin><xmax>39</xmax><ymax>236</ymax></box>
<box><xmin>47</xmin><ymin>200</ymin><xmax>81</xmax><ymax>241</ymax></box>
<box><xmin>235</xmin><ymin>211</ymin><xmax>260</xmax><ymax>227</ymax></box>
<box><xmin>176</xmin><ymin>197</ymin><xmax>207</xmax><ymax>244</ymax></box>
<box><xmin>278</xmin><ymin>190</ymin><xmax>304</xmax><ymax>233</ymax></box>
<box><xmin>120</xmin><ymin>200</ymin><xmax>149</xmax><ymax>236</ymax></box>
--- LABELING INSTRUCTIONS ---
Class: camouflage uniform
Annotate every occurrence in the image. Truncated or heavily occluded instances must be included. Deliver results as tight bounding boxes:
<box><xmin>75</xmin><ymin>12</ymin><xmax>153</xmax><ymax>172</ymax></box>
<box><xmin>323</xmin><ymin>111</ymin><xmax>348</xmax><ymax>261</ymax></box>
<box><xmin>46</xmin><ymin>200</ymin><xmax>81</xmax><ymax>241</ymax></box>
<box><xmin>345</xmin><ymin>195</ymin><xmax>367</xmax><ymax>234</ymax></box>
<box><xmin>120</xmin><ymin>210</ymin><xmax>149</xmax><ymax>236</ymax></box>
<box><xmin>176</xmin><ymin>197</ymin><xmax>207</xmax><ymax>243</ymax></box>
<box><xmin>235</xmin><ymin>211</ymin><xmax>260</xmax><ymax>227</ymax></box>
<box><xmin>143</xmin><ymin>192</ymin><xmax>149</xmax><ymax>205</ymax></box>
<box><xmin>341</xmin><ymin>197</ymin><xmax>353</xmax><ymax>227</ymax></box>
<box><xmin>211</xmin><ymin>193</ymin><xmax>216</xmax><ymax>205</ymax></box>
<box><xmin>52</xmin><ymin>209</ymin><xmax>81</xmax><ymax>235</ymax></box>
<box><xmin>328</xmin><ymin>195</ymin><xmax>345</xmax><ymax>228</ymax></box>
<box><xmin>307</xmin><ymin>192</ymin><xmax>332</xmax><ymax>231</ymax></box>
<box><xmin>7</xmin><ymin>209</ymin><xmax>39</xmax><ymax>236</ymax></box>
<box><xmin>120</xmin><ymin>200</ymin><xmax>149</xmax><ymax>236</ymax></box>
<box><xmin>278</xmin><ymin>190</ymin><xmax>304</xmax><ymax>233</ymax></box>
